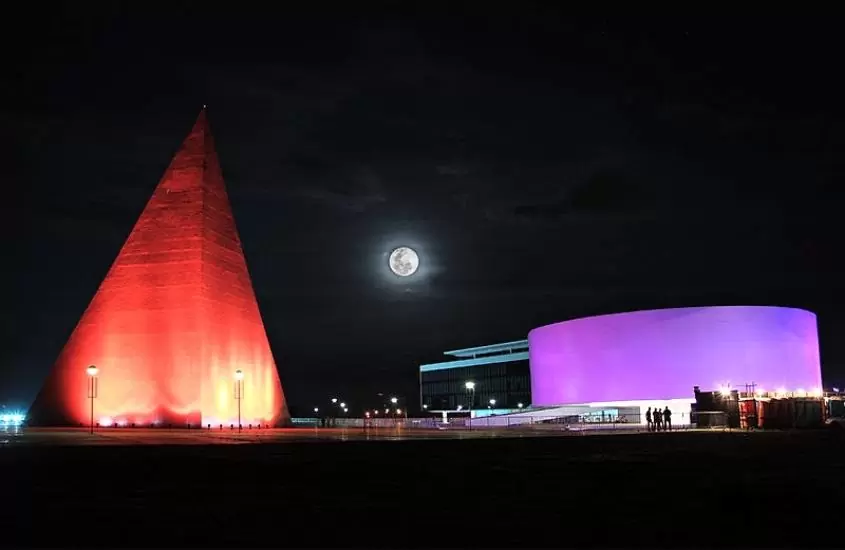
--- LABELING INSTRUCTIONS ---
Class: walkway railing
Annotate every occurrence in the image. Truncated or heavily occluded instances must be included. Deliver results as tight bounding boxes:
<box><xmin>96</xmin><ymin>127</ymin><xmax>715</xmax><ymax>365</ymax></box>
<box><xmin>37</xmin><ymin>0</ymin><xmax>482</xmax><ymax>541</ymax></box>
<box><xmin>300</xmin><ymin>413</ymin><xmax>701</xmax><ymax>432</ymax></box>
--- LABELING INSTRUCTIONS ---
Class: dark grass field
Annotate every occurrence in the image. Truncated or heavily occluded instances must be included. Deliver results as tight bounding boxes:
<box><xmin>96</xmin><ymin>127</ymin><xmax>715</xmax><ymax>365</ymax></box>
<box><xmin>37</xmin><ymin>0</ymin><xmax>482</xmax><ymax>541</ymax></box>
<box><xmin>7</xmin><ymin>429</ymin><xmax>844</xmax><ymax>547</ymax></box>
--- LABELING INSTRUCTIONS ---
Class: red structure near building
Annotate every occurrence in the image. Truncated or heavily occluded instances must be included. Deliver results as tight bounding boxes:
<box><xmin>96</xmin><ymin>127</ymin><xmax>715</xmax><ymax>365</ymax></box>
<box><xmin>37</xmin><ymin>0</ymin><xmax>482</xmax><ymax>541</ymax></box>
<box><xmin>28</xmin><ymin>109</ymin><xmax>289</xmax><ymax>427</ymax></box>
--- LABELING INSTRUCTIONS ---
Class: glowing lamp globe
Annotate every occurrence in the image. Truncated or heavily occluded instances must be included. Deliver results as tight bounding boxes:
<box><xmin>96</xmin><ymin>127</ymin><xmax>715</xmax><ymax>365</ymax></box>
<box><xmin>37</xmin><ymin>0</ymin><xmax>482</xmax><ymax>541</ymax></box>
<box><xmin>388</xmin><ymin>247</ymin><xmax>419</xmax><ymax>277</ymax></box>
<box><xmin>234</xmin><ymin>369</ymin><xmax>244</xmax><ymax>381</ymax></box>
<box><xmin>86</xmin><ymin>365</ymin><xmax>98</xmax><ymax>377</ymax></box>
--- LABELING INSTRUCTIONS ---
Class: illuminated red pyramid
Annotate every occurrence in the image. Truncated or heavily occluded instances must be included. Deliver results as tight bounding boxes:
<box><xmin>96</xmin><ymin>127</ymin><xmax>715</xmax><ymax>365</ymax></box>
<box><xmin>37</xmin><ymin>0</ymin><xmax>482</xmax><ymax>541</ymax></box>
<box><xmin>28</xmin><ymin>109</ymin><xmax>289</xmax><ymax>427</ymax></box>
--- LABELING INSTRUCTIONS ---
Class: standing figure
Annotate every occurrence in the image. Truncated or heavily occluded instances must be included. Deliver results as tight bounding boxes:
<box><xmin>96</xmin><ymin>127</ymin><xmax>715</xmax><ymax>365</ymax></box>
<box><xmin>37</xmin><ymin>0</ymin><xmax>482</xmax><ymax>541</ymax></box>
<box><xmin>663</xmin><ymin>406</ymin><xmax>672</xmax><ymax>431</ymax></box>
<box><xmin>654</xmin><ymin>409</ymin><xmax>663</xmax><ymax>431</ymax></box>
<box><xmin>645</xmin><ymin>407</ymin><xmax>653</xmax><ymax>432</ymax></box>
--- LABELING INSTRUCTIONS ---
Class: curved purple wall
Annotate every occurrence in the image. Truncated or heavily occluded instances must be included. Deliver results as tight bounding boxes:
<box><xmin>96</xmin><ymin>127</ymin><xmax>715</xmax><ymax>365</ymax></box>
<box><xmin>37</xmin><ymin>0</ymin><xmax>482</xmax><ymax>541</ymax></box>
<box><xmin>529</xmin><ymin>306</ymin><xmax>822</xmax><ymax>406</ymax></box>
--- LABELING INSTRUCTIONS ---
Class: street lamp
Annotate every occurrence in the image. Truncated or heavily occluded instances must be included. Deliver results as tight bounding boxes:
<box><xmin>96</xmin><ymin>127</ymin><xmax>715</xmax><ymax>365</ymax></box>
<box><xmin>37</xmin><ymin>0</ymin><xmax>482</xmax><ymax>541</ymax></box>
<box><xmin>234</xmin><ymin>369</ymin><xmax>244</xmax><ymax>432</ymax></box>
<box><xmin>465</xmin><ymin>381</ymin><xmax>476</xmax><ymax>427</ymax></box>
<box><xmin>340</xmin><ymin>402</ymin><xmax>346</xmax><ymax>409</ymax></box>
<box><xmin>517</xmin><ymin>402</ymin><xmax>524</xmax><ymax>410</ymax></box>
<box><xmin>86</xmin><ymin>365</ymin><xmax>99</xmax><ymax>434</ymax></box>
<box><xmin>390</xmin><ymin>397</ymin><xmax>398</xmax><ymax>405</ymax></box>
<box><xmin>314</xmin><ymin>407</ymin><xmax>319</xmax><ymax>413</ymax></box>
<box><xmin>465</xmin><ymin>381</ymin><xmax>475</xmax><ymax>410</ymax></box>
<box><xmin>331</xmin><ymin>398</ymin><xmax>338</xmax><ymax>403</ymax></box>
<box><xmin>489</xmin><ymin>398</ymin><xmax>496</xmax><ymax>415</ymax></box>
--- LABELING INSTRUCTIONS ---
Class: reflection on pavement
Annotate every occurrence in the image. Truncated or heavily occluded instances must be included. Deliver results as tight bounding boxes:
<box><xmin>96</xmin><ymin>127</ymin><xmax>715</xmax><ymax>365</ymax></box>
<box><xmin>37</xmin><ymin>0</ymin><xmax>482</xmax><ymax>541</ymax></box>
<box><xmin>5</xmin><ymin>426</ymin><xmax>566</xmax><ymax>446</ymax></box>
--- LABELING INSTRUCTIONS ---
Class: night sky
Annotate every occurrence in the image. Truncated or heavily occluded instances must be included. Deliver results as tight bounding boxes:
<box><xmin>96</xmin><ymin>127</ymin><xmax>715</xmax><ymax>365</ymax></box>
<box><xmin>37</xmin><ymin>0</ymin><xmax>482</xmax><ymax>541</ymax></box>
<box><xmin>4</xmin><ymin>7</ymin><xmax>844</xmax><ymax>414</ymax></box>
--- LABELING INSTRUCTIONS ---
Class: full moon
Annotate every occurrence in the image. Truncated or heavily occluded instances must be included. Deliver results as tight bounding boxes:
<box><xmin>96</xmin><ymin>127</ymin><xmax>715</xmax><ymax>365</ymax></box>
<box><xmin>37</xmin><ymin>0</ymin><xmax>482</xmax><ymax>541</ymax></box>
<box><xmin>389</xmin><ymin>246</ymin><xmax>420</xmax><ymax>277</ymax></box>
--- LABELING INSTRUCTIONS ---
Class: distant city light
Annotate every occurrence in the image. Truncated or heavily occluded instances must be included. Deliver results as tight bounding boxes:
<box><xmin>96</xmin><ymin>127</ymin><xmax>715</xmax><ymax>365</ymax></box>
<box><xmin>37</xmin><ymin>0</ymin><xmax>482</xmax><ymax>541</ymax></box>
<box><xmin>465</xmin><ymin>381</ymin><xmax>475</xmax><ymax>391</ymax></box>
<box><xmin>343</xmin><ymin>407</ymin><xmax>348</xmax><ymax>413</ymax></box>
<box><xmin>390</xmin><ymin>397</ymin><xmax>398</xmax><ymax>404</ymax></box>
<box><xmin>396</xmin><ymin>409</ymin><xmax>402</xmax><ymax>414</ymax></box>
<box><xmin>834</xmin><ymin>387</ymin><xmax>841</xmax><ymax>393</ymax></box>
<box><xmin>313</xmin><ymin>407</ymin><xmax>319</xmax><ymax>413</ymax></box>
<box><xmin>489</xmin><ymin>398</ymin><xmax>496</xmax><ymax>406</ymax></box>
<box><xmin>0</xmin><ymin>412</ymin><xmax>25</xmax><ymax>425</ymax></box>
<box><xmin>331</xmin><ymin>398</ymin><xmax>338</xmax><ymax>404</ymax></box>
<box><xmin>517</xmin><ymin>402</ymin><xmax>524</xmax><ymax>409</ymax></box>
<box><xmin>339</xmin><ymin>402</ymin><xmax>346</xmax><ymax>408</ymax></box>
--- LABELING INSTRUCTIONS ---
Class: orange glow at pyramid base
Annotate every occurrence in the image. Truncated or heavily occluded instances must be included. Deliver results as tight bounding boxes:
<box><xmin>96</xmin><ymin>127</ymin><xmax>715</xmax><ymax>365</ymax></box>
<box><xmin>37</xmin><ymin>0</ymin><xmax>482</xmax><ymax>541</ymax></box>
<box><xmin>27</xmin><ymin>110</ymin><xmax>289</xmax><ymax>427</ymax></box>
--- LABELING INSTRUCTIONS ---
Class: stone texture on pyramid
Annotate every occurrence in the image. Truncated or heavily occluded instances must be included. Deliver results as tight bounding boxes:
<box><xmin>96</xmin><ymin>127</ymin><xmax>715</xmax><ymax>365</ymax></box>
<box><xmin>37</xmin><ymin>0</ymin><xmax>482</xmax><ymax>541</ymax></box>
<box><xmin>28</xmin><ymin>110</ymin><xmax>289</xmax><ymax>427</ymax></box>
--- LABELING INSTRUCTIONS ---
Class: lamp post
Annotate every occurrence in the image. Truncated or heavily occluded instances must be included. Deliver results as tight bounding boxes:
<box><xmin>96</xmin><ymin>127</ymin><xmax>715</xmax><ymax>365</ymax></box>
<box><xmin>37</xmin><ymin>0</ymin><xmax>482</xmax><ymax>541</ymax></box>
<box><xmin>234</xmin><ymin>369</ymin><xmax>244</xmax><ymax>432</ymax></box>
<box><xmin>465</xmin><ymin>381</ymin><xmax>475</xmax><ymax>429</ymax></box>
<box><xmin>86</xmin><ymin>365</ymin><xmax>99</xmax><ymax>434</ymax></box>
<box><xmin>389</xmin><ymin>397</ymin><xmax>399</xmax><ymax>425</ymax></box>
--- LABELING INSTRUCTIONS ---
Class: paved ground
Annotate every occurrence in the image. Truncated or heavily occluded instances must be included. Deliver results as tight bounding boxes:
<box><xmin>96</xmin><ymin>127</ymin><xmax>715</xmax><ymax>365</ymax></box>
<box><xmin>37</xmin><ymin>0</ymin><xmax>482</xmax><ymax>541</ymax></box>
<box><xmin>6</xmin><ymin>428</ymin><xmax>844</xmax><ymax>546</ymax></box>
<box><xmin>3</xmin><ymin>425</ymin><xmax>638</xmax><ymax>446</ymax></box>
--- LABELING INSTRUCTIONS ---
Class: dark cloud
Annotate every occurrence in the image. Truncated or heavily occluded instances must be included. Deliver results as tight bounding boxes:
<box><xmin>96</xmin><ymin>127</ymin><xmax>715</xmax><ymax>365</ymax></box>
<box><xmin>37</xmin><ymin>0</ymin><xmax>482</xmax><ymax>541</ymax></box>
<box><xmin>288</xmin><ymin>167</ymin><xmax>387</xmax><ymax>212</ymax></box>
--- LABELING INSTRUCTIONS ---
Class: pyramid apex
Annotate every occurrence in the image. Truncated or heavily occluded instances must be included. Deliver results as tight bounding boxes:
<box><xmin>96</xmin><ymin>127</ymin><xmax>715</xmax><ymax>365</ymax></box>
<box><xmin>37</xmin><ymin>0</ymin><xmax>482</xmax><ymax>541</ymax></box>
<box><xmin>191</xmin><ymin>107</ymin><xmax>209</xmax><ymax>131</ymax></box>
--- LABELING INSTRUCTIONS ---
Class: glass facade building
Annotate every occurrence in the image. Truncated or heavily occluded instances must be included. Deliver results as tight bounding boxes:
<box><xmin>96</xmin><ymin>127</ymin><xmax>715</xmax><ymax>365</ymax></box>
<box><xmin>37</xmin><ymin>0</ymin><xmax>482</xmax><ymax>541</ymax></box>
<box><xmin>419</xmin><ymin>340</ymin><xmax>531</xmax><ymax>414</ymax></box>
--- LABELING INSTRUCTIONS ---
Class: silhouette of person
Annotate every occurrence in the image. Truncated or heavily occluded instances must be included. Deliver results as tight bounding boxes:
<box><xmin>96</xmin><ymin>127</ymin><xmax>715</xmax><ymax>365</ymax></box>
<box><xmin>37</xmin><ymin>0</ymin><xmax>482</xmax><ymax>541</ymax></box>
<box><xmin>663</xmin><ymin>406</ymin><xmax>672</xmax><ymax>431</ymax></box>
<box><xmin>654</xmin><ymin>408</ymin><xmax>663</xmax><ymax>431</ymax></box>
<box><xmin>645</xmin><ymin>407</ymin><xmax>653</xmax><ymax>432</ymax></box>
